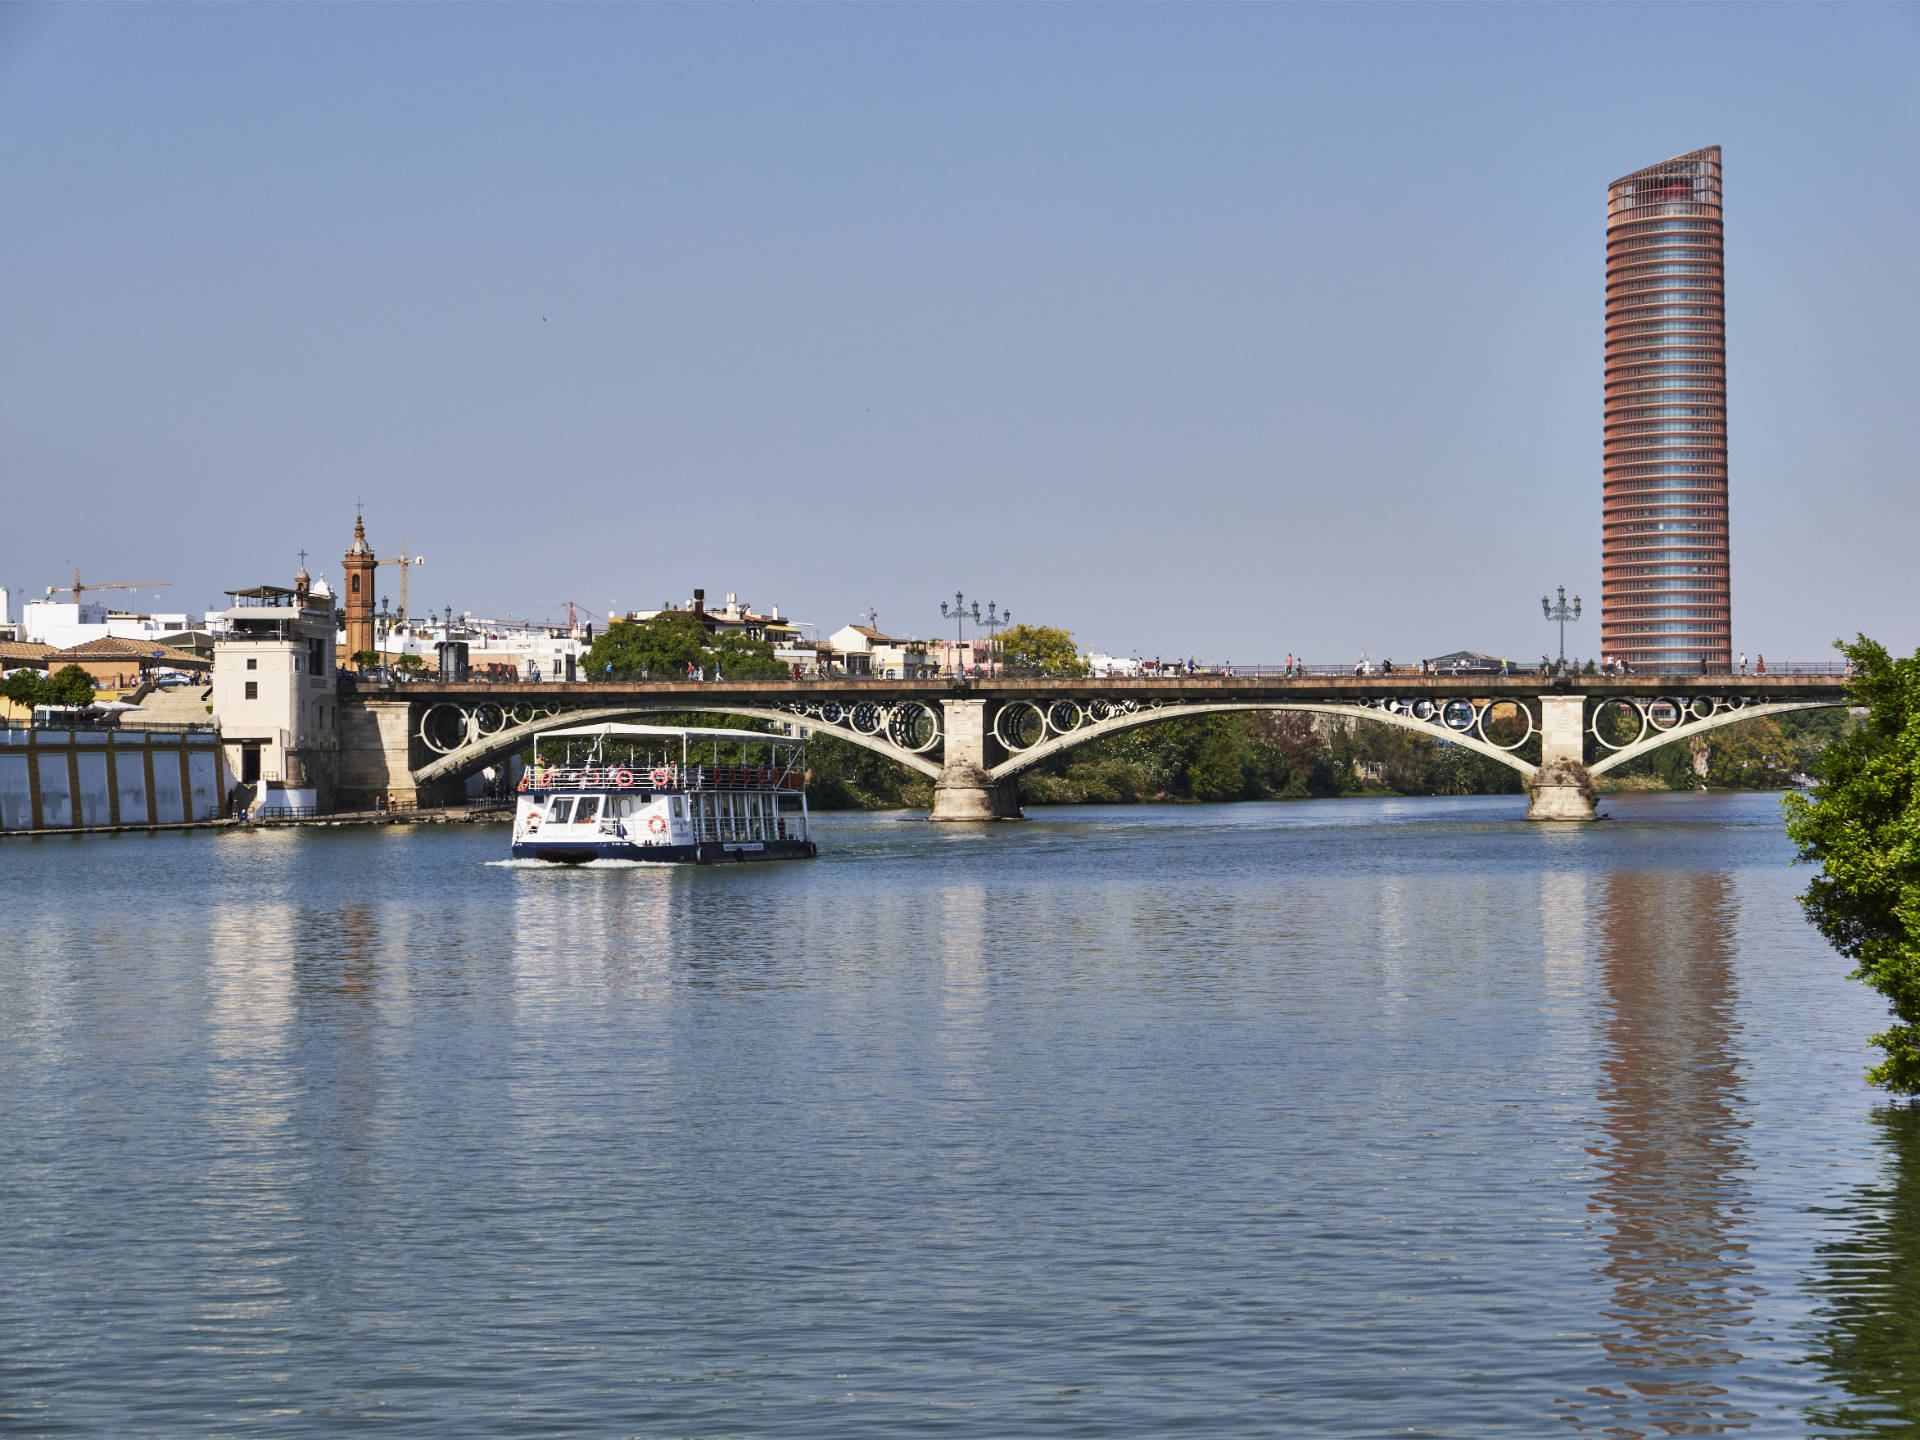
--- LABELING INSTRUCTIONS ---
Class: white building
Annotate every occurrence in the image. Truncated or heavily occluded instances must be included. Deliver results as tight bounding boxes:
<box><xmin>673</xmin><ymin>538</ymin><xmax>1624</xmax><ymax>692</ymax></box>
<box><xmin>211</xmin><ymin>573</ymin><xmax>339</xmax><ymax>808</ymax></box>
<box><xmin>826</xmin><ymin>623</ymin><xmax>935</xmax><ymax>679</ymax></box>
<box><xmin>345</xmin><ymin>613</ymin><xmax>590</xmax><ymax>680</ymax></box>
<box><xmin>20</xmin><ymin>599</ymin><xmax>211</xmax><ymax>651</ymax></box>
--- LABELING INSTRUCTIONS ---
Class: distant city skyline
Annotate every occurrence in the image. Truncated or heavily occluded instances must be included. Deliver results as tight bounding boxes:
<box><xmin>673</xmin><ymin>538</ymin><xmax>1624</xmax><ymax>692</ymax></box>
<box><xmin>2</xmin><ymin>5</ymin><xmax>1914</xmax><ymax>661</ymax></box>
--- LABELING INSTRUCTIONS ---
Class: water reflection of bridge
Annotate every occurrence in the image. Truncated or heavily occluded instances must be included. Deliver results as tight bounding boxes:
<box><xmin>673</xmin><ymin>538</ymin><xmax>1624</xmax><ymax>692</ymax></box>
<box><xmin>336</xmin><ymin>674</ymin><xmax>1849</xmax><ymax>822</ymax></box>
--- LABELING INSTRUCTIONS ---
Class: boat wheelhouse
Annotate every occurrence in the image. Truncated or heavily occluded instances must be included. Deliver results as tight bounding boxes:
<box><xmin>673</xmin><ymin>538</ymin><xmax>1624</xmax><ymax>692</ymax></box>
<box><xmin>511</xmin><ymin>722</ymin><xmax>815</xmax><ymax>864</ymax></box>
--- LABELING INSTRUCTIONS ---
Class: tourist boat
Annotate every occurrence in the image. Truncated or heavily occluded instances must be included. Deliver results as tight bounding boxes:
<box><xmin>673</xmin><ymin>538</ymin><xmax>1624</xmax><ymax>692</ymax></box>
<box><xmin>511</xmin><ymin>722</ymin><xmax>816</xmax><ymax>864</ymax></box>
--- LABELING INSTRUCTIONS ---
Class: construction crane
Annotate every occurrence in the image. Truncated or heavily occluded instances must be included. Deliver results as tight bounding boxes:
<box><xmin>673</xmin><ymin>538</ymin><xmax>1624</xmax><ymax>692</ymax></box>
<box><xmin>375</xmin><ymin>541</ymin><xmax>425</xmax><ymax>622</ymax></box>
<box><xmin>45</xmin><ymin>566</ymin><xmax>171</xmax><ymax>605</ymax></box>
<box><xmin>559</xmin><ymin>601</ymin><xmax>602</xmax><ymax>637</ymax></box>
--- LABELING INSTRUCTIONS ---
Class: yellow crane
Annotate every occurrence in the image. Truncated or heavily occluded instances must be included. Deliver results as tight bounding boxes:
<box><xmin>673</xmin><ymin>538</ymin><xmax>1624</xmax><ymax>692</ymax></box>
<box><xmin>376</xmin><ymin>541</ymin><xmax>425</xmax><ymax>622</ymax></box>
<box><xmin>45</xmin><ymin>567</ymin><xmax>171</xmax><ymax>605</ymax></box>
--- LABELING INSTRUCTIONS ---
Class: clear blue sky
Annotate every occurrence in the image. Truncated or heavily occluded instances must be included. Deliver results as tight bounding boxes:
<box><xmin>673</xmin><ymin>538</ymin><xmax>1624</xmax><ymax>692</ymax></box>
<box><xmin>3</xmin><ymin>4</ymin><xmax>1914</xmax><ymax>662</ymax></box>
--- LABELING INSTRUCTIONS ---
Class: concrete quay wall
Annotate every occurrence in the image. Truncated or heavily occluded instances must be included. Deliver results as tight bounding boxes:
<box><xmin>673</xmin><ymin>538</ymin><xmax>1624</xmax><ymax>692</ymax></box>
<box><xmin>0</xmin><ymin>727</ymin><xmax>224</xmax><ymax>834</ymax></box>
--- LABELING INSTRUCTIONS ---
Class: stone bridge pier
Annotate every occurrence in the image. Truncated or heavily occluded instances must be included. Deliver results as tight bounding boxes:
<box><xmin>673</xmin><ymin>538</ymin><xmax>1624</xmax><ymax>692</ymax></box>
<box><xmin>930</xmin><ymin>699</ymin><xmax>1024</xmax><ymax>821</ymax></box>
<box><xmin>1526</xmin><ymin>694</ymin><xmax>1599</xmax><ymax>822</ymax></box>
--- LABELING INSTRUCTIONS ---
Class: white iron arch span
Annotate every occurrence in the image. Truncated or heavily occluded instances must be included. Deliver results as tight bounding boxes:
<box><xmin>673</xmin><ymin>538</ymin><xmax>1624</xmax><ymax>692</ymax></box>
<box><xmin>986</xmin><ymin>700</ymin><xmax>1542</xmax><ymax>781</ymax></box>
<box><xmin>411</xmin><ymin>702</ymin><xmax>942</xmax><ymax>789</ymax></box>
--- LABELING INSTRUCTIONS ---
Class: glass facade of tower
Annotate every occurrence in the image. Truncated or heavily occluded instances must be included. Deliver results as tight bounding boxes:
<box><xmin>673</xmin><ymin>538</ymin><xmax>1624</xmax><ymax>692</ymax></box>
<box><xmin>1602</xmin><ymin>146</ymin><xmax>1730</xmax><ymax>672</ymax></box>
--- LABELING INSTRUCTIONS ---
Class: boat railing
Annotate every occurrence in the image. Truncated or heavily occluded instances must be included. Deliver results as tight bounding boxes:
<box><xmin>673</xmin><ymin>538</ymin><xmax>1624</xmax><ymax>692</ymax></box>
<box><xmin>522</xmin><ymin>763</ymin><xmax>805</xmax><ymax>793</ymax></box>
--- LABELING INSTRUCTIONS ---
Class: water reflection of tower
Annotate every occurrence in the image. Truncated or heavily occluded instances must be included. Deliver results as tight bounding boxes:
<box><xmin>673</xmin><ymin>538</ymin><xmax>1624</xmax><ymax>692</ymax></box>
<box><xmin>1575</xmin><ymin>869</ymin><xmax>1753</xmax><ymax>1433</ymax></box>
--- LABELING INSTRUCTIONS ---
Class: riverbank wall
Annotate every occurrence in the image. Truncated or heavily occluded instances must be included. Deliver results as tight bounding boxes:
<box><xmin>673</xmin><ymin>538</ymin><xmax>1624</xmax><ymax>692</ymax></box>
<box><xmin>0</xmin><ymin>726</ymin><xmax>223</xmax><ymax>834</ymax></box>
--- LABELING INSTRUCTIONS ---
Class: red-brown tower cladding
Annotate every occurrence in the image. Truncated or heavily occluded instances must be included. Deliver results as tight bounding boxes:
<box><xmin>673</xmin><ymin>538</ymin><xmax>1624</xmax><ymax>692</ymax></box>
<box><xmin>342</xmin><ymin>511</ymin><xmax>376</xmax><ymax>663</ymax></box>
<box><xmin>1603</xmin><ymin>147</ymin><xmax>1730</xmax><ymax>673</ymax></box>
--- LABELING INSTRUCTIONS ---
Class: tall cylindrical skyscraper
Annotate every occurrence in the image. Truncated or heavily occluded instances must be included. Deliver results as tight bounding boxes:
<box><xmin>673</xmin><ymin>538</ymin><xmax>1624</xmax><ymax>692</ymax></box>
<box><xmin>1602</xmin><ymin>146</ymin><xmax>1730</xmax><ymax>672</ymax></box>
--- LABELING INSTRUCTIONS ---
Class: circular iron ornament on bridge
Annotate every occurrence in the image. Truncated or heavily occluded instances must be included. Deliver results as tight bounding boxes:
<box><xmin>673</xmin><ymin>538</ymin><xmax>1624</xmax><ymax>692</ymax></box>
<box><xmin>1441</xmin><ymin>699</ymin><xmax>1477</xmax><ymax>732</ymax></box>
<box><xmin>1046</xmin><ymin>702</ymin><xmax>1084</xmax><ymax>736</ymax></box>
<box><xmin>1690</xmin><ymin>697</ymin><xmax>1716</xmax><ymax>722</ymax></box>
<box><xmin>419</xmin><ymin>703</ymin><xmax>471</xmax><ymax>754</ymax></box>
<box><xmin>1475</xmin><ymin>699</ymin><xmax>1534</xmax><ymax>752</ymax></box>
<box><xmin>1589</xmin><ymin>698</ymin><xmax>1648</xmax><ymax>752</ymax></box>
<box><xmin>1412</xmin><ymin>700</ymin><xmax>1437</xmax><ymax>722</ymax></box>
<box><xmin>817</xmin><ymin>703</ymin><xmax>844</xmax><ymax>726</ymax></box>
<box><xmin>1647</xmin><ymin>700</ymin><xmax>1684</xmax><ymax>732</ymax></box>
<box><xmin>471</xmin><ymin>703</ymin><xmax>508</xmax><ymax>738</ymax></box>
<box><xmin>850</xmin><ymin>704</ymin><xmax>884</xmax><ymax>736</ymax></box>
<box><xmin>886</xmin><ymin>703</ymin><xmax>942</xmax><ymax>754</ymax></box>
<box><xmin>993</xmin><ymin>701</ymin><xmax>1047</xmax><ymax>752</ymax></box>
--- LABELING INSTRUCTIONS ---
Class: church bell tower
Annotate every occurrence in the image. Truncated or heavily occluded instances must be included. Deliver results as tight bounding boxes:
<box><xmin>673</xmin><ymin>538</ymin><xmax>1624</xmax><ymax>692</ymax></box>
<box><xmin>342</xmin><ymin>511</ymin><xmax>376</xmax><ymax>663</ymax></box>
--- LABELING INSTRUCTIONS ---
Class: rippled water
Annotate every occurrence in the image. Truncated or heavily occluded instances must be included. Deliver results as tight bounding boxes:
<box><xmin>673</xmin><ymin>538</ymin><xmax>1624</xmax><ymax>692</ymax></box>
<box><xmin>2</xmin><ymin>792</ymin><xmax>1916</xmax><ymax>1436</ymax></box>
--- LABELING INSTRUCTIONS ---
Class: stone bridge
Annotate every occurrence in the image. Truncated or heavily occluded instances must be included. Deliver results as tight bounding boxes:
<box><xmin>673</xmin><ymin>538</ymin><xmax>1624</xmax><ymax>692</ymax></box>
<box><xmin>333</xmin><ymin>673</ymin><xmax>1850</xmax><ymax>822</ymax></box>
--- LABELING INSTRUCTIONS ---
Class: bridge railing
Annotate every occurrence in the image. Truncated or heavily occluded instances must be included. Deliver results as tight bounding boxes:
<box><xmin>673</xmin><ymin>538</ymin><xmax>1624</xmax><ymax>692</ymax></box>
<box><xmin>521</xmin><ymin>763</ymin><xmax>805</xmax><ymax>793</ymax></box>
<box><xmin>1076</xmin><ymin>661</ymin><xmax>1851</xmax><ymax>679</ymax></box>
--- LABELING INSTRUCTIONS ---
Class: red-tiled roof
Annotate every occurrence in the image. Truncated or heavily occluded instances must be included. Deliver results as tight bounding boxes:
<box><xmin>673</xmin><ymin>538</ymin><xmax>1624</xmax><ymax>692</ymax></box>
<box><xmin>43</xmin><ymin>637</ymin><xmax>210</xmax><ymax>667</ymax></box>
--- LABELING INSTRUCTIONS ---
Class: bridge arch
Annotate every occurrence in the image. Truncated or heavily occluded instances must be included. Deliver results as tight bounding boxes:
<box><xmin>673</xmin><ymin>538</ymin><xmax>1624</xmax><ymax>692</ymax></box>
<box><xmin>986</xmin><ymin>701</ymin><xmax>1541</xmax><ymax>781</ymax></box>
<box><xmin>1585</xmin><ymin>700</ymin><xmax>1835</xmax><ymax>777</ymax></box>
<box><xmin>411</xmin><ymin>702</ymin><xmax>942</xmax><ymax>789</ymax></box>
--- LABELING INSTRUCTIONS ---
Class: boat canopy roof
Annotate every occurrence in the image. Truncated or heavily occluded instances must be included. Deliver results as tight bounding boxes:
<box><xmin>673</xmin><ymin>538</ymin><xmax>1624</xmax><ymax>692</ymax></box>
<box><xmin>536</xmin><ymin>722</ymin><xmax>792</xmax><ymax>743</ymax></box>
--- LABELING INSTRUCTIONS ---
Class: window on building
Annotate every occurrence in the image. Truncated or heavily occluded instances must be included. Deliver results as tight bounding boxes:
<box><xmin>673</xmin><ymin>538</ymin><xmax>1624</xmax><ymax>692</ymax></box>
<box><xmin>293</xmin><ymin>656</ymin><xmax>301</xmax><ymax>673</ymax></box>
<box><xmin>351</xmin><ymin>574</ymin><xmax>361</xmax><ymax>594</ymax></box>
<box><xmin>244</xmin><ymin>681</ymin><xmax>258</xmax><ymax>700</ymax></box>
<box><xmin>246</xmin><ymin>657</ymin><xmax>257</xmax><ymax>670</ymax></box>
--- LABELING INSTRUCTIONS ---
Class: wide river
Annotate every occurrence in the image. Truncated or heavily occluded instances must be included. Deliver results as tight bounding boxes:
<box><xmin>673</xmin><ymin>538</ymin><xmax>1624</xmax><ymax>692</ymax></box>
<box><xmin>3</xmin><ymin>792</ymin><xmax>1917</xmax><ymax>1437</ymax></box>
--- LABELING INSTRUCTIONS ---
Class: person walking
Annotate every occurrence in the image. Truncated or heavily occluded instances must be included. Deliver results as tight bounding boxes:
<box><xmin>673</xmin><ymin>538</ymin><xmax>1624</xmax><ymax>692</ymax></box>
<box><xmin>1756</xmin><ymin>654</ymin><xmax>1766</xmax><ymax>675</ymax></box>
<box><xmin>1499</xmin><ymin>656</ymin><xmax>1509</xmax><ymax>676</ymax></box>
<box><xmin>1739</xmin><ymin>651</ymin><xmax>1747</xmax><ymax>675</ymax></box>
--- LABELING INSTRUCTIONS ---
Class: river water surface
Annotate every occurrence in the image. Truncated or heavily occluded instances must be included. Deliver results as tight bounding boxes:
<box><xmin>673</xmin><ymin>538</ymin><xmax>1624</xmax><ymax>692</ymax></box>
<box><xmin>4</xmin><ymin>792</ymin><xmax>1918</xmax><ymax>1437</ymax></box>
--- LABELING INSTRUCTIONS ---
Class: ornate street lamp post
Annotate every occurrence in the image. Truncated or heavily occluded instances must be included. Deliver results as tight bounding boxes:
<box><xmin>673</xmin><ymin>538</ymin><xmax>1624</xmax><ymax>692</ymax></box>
<box><xmin>940</xmin><ymin>594</ymin><xmax>1012</xmax><ymax>677</ymax></box>
<box><xmin>1541</xmin><ymin>585</ymin><xmax>1581</xmax><ymax>672</ymax></box>
<box><xmin>940</xmin><ymin>592</ymin><xmax>980</xmax><ymax>676</ymax></box>
<box><xmin>980</xmin><ymin>602</ymin><xmax>1010</xmax><ymax>678</ymax></box>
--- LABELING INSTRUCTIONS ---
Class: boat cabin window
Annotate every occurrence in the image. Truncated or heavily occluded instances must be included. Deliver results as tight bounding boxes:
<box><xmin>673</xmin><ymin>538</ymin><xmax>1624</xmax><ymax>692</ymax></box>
<box><xmin>671</xmin><ymin>796</ymin><xmax>685</xmax><ymax>819</ymax></box>
<box><xmin>573</xmin><ymin>797</ymin><xmax>601</xmax><ymax>824</ymax></box>
<box><xmin>547</xmin><ymin>798</ymin><xmax>575</xmax><ymax>824</ymax></box>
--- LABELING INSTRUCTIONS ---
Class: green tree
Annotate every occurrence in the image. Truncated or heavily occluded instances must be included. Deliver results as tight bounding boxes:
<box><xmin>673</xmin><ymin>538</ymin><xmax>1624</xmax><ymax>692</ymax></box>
<box><xmin>1187</xmin><ymin>716</ymin><xmax>1251</xmax><ymax>800</ymax></box>
<box><xmin>46</xmin><ymin>665</ymin><xmax>97</xmax><ymax>707</ymax></box>
<box><xmin>583</xmin><ymin>614</ymin><xmax>786</xmax><ymax>682</ymax></box>
<box><xmin>2</xmin><ymin>669</ymin><xmax>48</xmax><ymax>708</ymax></box>
<box><xmin>1783</xmin><ymin>636</ymin><xmax>1920</xmax><ymax>1091</ymax></box>
<box><xmin>999</xmin><ymin>624</ymin><xmax>1090</xmax><ymax>678</ymax></box>
<box><xmin>1704</xmin><ymin>716</ymin><xmax>1795</xmax><ymax>789</ymax></box>
<box><xmin>350</xmin><ymin>650</ymin><xmax>380</xmax><ymax>669</ymax></box>
<box><xmin>707</xmin><ymin>630</ymin><xmax>787</xmax><ymax>680</ymax></box>
<box><xmin>393</xmin><ymin>653</ymin><xmax>427</xmax><ymax>677</ymax></box>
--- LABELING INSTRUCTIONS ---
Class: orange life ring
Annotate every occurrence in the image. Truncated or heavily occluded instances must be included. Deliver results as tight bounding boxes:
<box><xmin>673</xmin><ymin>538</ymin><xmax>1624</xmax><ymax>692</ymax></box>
<box><xmin>614</xmin><ymin>768</ymin><xmax>634</xmax><ymax>788</ymax></box>
<box><xmin>650</xmin><ymin>767</ymin><xmax>671</xmax><ymax>787</ymax></box>
<box><xmin>526</xmin><ymin>813</ymin><xmax>541</xmax><ymax>832</ymax></box>
<box><xmin>517</xmin><ymin>773</ymin><xmax>530</xmax><ymax>792</ymax></box>
<box><xmin>581</xmin><ymin>768</ymin><xmax>602</xmax><ymax>786</ymax></box>
<box><xmin>648</xmin><ymin>814</ymin><xmax>668</xmax><ymax>835</ymax></box>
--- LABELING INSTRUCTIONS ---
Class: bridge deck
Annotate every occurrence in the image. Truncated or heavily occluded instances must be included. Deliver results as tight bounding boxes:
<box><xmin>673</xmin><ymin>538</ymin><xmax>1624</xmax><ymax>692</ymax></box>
<box><xmin>359</xmin><ymin>673</ymin><xmax>1851</xmax><ymax>704</ymax></box>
